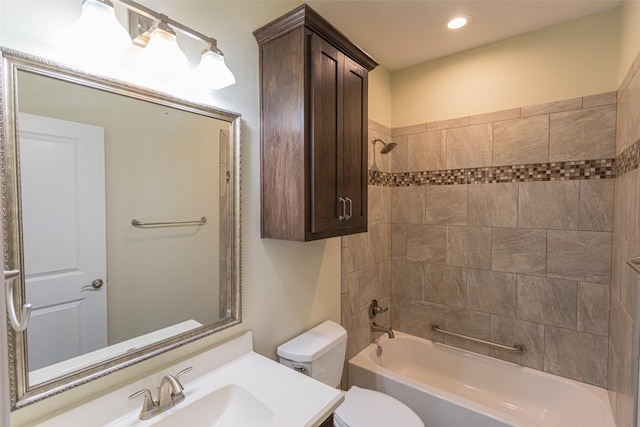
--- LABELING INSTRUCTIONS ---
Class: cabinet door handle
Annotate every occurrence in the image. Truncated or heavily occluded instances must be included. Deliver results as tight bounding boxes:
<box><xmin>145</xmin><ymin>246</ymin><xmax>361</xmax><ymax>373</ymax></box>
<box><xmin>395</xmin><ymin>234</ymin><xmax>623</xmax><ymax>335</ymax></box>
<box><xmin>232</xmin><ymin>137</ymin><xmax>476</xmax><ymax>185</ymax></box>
<box><xmin>345</xmin><ymin>197</ymin><xmax>352</xmax><ymax>220</ymax></box>
<box><xmin>338</xmin><ymin>197</ymin><xmax>346</xmax><ymax>221</ymax></box>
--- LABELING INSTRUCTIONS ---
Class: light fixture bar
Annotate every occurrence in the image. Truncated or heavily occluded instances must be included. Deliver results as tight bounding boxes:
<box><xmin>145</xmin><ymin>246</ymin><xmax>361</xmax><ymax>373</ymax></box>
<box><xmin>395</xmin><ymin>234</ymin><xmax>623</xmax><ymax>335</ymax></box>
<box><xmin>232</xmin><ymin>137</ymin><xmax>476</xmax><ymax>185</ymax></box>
<box><xmin>112</xmin><ymin>0</ymin><xmax>218</xmax><ymax>47</ymax></box>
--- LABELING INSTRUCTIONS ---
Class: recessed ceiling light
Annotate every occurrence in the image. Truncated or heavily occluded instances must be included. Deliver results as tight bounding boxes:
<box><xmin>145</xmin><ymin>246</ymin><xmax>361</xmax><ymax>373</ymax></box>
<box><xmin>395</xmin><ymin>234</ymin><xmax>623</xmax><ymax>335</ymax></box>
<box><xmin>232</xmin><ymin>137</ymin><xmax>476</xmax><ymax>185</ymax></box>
<box><xmin>445</xmin><ymin>14</ymin><xmax>473</xmax><ymax>30</ymax></box>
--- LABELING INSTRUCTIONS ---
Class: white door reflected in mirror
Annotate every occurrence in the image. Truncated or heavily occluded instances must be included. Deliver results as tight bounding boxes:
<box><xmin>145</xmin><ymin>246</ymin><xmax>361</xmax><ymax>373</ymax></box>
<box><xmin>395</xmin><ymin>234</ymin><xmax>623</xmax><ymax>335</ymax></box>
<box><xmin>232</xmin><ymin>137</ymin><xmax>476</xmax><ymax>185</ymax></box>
<box><xmin>19</xmin><ymin>113</ymin><xmax>108</xmax><ymax>381</ymax></box>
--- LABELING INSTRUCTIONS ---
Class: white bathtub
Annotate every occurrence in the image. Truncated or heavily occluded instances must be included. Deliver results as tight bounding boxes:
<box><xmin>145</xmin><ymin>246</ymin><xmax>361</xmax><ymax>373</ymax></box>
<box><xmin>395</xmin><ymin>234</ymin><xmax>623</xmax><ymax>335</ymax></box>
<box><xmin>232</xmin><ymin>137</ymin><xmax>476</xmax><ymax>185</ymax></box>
<box><xmin>348</xmin><ymin>331</ymin><xmax>615</xmax><ymax>427</ymax></box>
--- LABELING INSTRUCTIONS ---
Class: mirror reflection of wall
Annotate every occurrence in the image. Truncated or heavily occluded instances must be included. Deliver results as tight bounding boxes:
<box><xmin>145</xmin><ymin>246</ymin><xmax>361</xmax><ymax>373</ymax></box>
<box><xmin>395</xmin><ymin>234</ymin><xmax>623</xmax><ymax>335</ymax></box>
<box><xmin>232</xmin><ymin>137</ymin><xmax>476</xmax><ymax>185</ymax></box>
<box><xmin>16</xmin><ymin>70</ymin><xmax>230</xmax><ymax>381</ymax></box>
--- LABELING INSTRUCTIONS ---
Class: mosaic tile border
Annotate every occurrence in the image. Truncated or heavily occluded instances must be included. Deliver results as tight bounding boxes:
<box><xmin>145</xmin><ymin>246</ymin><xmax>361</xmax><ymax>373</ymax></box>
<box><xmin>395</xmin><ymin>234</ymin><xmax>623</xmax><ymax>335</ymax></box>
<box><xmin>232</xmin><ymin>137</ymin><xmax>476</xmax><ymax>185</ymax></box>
<box><xmin>369</xmin><ymin>158</ymin><xmax>616</xmax><ymax>187</ymax></box>
<box><xmin>616</xmin><ymin>139</ymin><xmax>640</xmax><ymax>176</ymax></box>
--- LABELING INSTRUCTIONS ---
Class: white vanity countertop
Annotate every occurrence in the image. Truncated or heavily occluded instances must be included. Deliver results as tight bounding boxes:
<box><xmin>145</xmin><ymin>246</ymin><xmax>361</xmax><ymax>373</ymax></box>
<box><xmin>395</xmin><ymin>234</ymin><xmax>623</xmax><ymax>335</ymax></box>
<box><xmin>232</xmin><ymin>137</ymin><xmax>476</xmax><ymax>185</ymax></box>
<box><xmin>32</xmin><ymin>332</ymin><xmax>344</xmax><ymax>427</ymax></box>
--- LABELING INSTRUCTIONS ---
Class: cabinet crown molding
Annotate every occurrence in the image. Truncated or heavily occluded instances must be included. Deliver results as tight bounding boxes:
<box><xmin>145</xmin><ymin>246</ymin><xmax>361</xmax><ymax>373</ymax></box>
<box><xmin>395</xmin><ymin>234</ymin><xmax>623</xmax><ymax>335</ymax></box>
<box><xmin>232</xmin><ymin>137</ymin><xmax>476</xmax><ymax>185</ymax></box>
<box><xmin>253</xmin><ymin>3</ymin><xmax>378</xmax><ymax>71</ymax></box>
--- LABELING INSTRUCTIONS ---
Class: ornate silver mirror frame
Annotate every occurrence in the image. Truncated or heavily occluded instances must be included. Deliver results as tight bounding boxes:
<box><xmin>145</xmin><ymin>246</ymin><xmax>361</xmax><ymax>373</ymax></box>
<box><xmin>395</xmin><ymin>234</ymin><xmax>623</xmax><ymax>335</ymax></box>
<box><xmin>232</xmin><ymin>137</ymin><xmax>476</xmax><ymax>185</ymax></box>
<box><xmin>0</xmin><ymin>48</ymin><xmax>241</xmax><ymax>410</ymax></box>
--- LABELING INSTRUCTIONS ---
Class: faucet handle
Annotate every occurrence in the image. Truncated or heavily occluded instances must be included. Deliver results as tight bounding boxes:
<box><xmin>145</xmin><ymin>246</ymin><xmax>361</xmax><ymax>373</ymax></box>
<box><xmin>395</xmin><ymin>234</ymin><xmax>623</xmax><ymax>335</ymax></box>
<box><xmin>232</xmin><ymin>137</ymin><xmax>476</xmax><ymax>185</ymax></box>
<box><xmin>368</xmin><ymin>299</ymin><xmax>389</xmax><ymax>319</ymax></box>
<box><xmin>173</xmin><ymin>366</ymin><xmax>193</xmax><ymax>391</ymax></box>
<box><xmin>129</xmin><ymin>389</ymin><xmax>156</xmax><ymax>417</ymax></box>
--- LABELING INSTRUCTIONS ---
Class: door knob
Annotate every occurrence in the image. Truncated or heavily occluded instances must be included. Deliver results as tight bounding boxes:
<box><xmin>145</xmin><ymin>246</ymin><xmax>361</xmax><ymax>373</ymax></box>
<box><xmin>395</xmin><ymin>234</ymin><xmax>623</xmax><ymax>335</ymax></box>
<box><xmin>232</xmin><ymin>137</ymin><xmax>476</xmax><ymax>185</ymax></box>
<box><xmin>81</xmin><ymin>279</ymin><xmax>104</xmax><ymax>291</ymax></box>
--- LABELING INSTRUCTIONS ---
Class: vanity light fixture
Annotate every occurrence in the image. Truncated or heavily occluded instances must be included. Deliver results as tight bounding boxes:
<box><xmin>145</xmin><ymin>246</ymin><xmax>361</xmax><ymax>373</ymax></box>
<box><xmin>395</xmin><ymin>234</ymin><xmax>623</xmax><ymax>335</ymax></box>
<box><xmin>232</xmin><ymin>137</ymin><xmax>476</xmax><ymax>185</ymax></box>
<box><xmin>72</xmin><ymin>0</ymin><xmax>235</xmax><ymax>89</ymax></box>
<box><xmin>138</xmin><ymin>18</ymin><xmax>189</xmax><ymax>76</ymax></box>
<box><xmin>195</xmin><ymin>42</ymin><xmax>236</xmax><ymax>90</ymax></box>
<box><xmin>445</xmin><ymin>14</ymin><xmax>473</xmax><ymax>30</ymax></box>
<box><xmin>66</xmin><ymin>0</ymin><xmax>132</xmax><ymax>64</ymax></box>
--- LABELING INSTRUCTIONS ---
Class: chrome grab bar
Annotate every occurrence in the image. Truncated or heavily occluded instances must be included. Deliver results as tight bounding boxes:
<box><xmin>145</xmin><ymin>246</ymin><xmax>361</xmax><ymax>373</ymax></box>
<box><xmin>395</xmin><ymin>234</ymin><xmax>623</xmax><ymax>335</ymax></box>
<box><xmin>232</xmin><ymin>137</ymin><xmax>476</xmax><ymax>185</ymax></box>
<box><xmin>3</xmin><ymin>269</ymin><xmax>31</xmax><ymax>332</ymax></box>
<box><xmin>430</xmin><ymin>323</ymin><xmax>526</xmax><ymax>354</ymax></box>
<box><xmin>627</xmin><ymin>255</ymin><xmax>640</xmax><ymax>274</ymax></box>
<box><xmin>131</xmin><ymin>217</ymin><xmax>207</xmax><ymax>227</ymax></box>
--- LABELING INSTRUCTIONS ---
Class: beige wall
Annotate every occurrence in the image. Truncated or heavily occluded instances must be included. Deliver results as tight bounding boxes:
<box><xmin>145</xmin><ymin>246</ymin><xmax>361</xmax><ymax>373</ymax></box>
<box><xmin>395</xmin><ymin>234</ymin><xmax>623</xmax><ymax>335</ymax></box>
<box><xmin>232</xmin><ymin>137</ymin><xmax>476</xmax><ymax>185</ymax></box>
<box><xmin>619</xmin><ymin>1</ymin><xmax>640</xmax><ymax>85</ymax></box>
<box><xmin>391</xmin><ymin>8</ymin><xmax>621</xmax><ymax>127</ymax></box>
<box><xmin>368</xmin><ymin>66</ymin><xmax>392</xmax><ymax>128</ymax></box>
<box><xmin>1</xmin><ymin>1</ymin><xmax>341</xmax><ymax>425</ymax></box>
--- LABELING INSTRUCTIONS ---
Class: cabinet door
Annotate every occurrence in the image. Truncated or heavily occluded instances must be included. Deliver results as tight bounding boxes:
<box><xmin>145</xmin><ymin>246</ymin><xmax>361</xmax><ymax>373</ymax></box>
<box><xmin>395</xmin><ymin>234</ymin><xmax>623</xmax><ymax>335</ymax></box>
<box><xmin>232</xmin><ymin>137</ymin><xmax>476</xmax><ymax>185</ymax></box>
<box><xmin>309</xmin><ymin>32</ymin><xmax>344</xmax><ymax>237</ymax></box>
<box><xmin>341</xmin><ymin>56</ymin><xmax>368</xmax><ymax>234</ymax></box>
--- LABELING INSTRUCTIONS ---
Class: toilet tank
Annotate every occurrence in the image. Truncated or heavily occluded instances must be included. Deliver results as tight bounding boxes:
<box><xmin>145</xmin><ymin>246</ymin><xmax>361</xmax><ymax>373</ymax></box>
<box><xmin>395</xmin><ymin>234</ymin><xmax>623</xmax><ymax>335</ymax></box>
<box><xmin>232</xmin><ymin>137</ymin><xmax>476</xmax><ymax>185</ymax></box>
<box><xmin>277</xmin><ymin>320</ymin><xmax>347</xmax><ymax>388</ymax></box>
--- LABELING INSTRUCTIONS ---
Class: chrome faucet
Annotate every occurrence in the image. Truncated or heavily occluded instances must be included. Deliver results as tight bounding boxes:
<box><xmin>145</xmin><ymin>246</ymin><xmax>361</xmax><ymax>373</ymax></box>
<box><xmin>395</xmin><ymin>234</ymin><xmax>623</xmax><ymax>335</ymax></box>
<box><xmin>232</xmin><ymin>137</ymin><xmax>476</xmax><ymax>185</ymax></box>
<box><xmin>129</xmin><ymin>367</ymin><xmax>192</xmax><ymax>420</ymax></box>
<box><xmin>371</xmin><ymin>322</ymin><xmax>395</xmax><ymax>339</ymax></box>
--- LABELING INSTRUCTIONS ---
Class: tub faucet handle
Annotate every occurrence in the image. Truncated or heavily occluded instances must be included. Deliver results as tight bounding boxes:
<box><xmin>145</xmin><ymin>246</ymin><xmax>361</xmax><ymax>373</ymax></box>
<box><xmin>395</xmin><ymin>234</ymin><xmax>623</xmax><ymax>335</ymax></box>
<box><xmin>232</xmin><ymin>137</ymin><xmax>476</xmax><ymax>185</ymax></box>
<box><xmin>369</xmin><ymin>299</ymin><xmax>388</xmax><ymax>319</ymax></box>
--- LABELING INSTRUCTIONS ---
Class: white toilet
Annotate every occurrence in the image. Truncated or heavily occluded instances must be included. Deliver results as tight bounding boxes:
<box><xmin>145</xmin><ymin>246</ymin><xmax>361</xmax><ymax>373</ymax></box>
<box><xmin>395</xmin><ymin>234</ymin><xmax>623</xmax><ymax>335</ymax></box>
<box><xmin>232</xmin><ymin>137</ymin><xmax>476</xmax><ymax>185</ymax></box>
<box><xmin>277</xmin><ymin>320</ymin><xmax>424</xmax><ymax>427</ymax></box>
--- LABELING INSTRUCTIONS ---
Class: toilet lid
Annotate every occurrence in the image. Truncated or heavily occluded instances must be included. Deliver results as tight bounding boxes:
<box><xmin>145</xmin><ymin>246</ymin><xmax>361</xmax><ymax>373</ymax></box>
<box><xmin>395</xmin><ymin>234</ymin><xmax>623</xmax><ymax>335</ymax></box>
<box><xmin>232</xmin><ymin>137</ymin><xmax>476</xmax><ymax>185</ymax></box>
<box><xmin>334</xmin><ymin>386</ymin><xmax>424</xmax><ymax>427</ymax></box>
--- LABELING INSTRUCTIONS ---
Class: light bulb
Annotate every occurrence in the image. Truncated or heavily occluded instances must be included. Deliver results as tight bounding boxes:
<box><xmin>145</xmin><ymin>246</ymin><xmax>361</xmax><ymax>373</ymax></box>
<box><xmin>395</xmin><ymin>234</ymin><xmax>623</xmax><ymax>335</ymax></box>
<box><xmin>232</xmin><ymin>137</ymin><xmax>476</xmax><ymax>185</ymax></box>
<box><xmin>63</xmin><ymin>0</ymin><xmax>131</xmax><ymax>69</ymax></box>
<box><xmin>194</xmin><ymin>49</ymin><xmax>236</xmax><ymax>90</ymax></box>
<box><xmin>139</xmin><ymin>25</ymin><xmax>189</xmax><ymax>77</ymax></box>
<box><xmin>445</xmin><ymin>14</ymin><xmax>473</xmax><ymax>30</ymax></box>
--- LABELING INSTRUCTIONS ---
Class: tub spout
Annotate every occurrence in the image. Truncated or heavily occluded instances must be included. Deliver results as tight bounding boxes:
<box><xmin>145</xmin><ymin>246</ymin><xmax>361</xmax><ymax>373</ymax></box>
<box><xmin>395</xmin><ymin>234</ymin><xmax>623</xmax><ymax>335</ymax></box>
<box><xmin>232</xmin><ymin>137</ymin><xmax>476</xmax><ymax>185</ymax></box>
<box><xmin>371</xmin><ymin>322</ymin><xmax>394</xmax><ymax>339</ymax></box>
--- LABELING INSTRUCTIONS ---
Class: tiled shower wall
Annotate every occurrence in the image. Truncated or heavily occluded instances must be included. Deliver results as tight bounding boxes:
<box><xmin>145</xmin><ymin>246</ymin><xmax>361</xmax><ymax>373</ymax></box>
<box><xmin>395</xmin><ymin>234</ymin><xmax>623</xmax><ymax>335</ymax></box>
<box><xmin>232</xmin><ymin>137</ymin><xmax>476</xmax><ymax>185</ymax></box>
<box><xmin>388</xmin><ymin>94</ymin><xmax>615</xmax><ymax>388</ymax></box>
<box><xmin>341</xmin><ymin>120</ymin><xmax>393</xmax><ymax>362</ymax></box>
<box><xmin>342</xmin><ymin>93</ymin><xmax>618</xmax><ymax>390</ymax></box>
<box><xmin>609</xmin><ymin>50</ymin><xmax>640</xmax><ymax>427</ymax></box>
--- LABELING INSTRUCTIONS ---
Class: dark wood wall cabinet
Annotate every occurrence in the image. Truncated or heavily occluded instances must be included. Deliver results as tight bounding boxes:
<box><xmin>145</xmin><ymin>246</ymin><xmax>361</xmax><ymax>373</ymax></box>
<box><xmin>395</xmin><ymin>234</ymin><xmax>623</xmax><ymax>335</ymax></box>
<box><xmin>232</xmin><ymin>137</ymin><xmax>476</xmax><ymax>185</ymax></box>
<box><xmin>254</xmin><ymin>4</ymin><xmax>377</xmax><ymax>241</ymax></box>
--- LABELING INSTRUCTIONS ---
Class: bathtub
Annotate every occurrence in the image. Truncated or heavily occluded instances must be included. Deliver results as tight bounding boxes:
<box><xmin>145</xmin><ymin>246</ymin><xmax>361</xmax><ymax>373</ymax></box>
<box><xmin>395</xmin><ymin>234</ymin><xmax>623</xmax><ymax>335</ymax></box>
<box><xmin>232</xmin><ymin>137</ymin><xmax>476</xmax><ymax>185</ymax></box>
<box><xmin>348</xmin><ymin>331</ymin><xmax>615</xmax><ymax>427</ymax></box>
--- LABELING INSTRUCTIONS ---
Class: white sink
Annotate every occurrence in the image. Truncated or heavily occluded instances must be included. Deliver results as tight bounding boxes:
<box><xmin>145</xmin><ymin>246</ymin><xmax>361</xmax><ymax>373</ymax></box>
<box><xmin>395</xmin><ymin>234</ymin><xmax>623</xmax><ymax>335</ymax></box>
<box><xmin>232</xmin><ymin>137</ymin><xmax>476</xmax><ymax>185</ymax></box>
<box><xmin>34</xmin><ymin>332</ymin><xmax>344</xmax><ymax>427</ymax></box>
<box><xmin>152</xmin><ymin>384</ymin><xmax>275</xmax><ymax>427</ymax></box>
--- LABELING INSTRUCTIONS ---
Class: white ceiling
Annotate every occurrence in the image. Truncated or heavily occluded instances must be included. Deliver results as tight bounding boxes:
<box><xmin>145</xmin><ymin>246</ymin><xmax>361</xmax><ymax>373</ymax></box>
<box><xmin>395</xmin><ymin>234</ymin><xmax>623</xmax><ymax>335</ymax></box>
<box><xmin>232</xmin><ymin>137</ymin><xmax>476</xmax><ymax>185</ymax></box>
<box><xmin>305</xmin><ymin>0</ymin><xmax>623</xmax><ymax>71</ymax></box>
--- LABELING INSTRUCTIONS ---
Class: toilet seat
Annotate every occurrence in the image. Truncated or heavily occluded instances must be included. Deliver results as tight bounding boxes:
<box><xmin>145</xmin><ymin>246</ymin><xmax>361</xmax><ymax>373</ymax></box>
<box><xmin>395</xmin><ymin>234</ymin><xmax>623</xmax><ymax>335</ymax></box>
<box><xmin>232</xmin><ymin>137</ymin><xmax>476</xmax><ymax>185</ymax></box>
<box><xmin>334</xmin><ymin>386</ymin><xmax>424</xmax><ymax>427</ymax></box>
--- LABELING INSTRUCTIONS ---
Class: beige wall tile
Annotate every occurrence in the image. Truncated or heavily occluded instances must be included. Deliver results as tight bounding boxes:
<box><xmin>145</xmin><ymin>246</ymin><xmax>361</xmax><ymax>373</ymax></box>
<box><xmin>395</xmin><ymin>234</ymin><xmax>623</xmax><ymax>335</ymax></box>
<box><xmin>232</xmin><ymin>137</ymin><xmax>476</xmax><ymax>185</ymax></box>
<box><xmin>368</xmin><ymin>185</ymin><xmax>383</xmax><ymax>226</ymax></box>
<box><xmin>583</xmin><ymin>92</ymin><xmax>616</xmax><ymax>108</ymax></box>
<box><xmin>547</xmin><ymin>230</ymin><xmax>612</xmax><ymax>283</ymax></box>
<box><xmin>389</xmin><ymin>135</ymin><xmax>407</xmax><ymax>173</ymax></box>
<box><xmin>391</xmin><ymin>186</ymin><xmax>424</xmax><ymax>224</ymax></box>
<box><xmin>369</xmin><ymin>120</ymin><xmax>392</xmax><ymax>138</ymax></box>
<box><xmin>424</xmin><ymin>185</ymin><xmax>467</xmax><ymax>225</ymax></box>
<box><xmin>392</xmin><ymin>123</ymin><xmax>426</xmax><ymax>137</ymax></box>
<box><xmin>351</xmin><ymin>264</ymin><xmax>383</xmax><ymax>310</ymax></box>
<box><xmin>443</xmin><ymin>307</ymin><xmax>491</xmax><ymax>355</ymax></box>
<box><xmin>427</xmin><ymin>116</ymin><xmax>469</xmax><ymax>131</ymax></box>
<box><xmin>407</xmin><ymin>131</ymin><xmax>446</xmax><ymax>172</ymax></box>
<box><xmin>467</xmin><ymin>269</ymin><xmax>516</xmax><ymax>317</ymax></box>
<box><xmin>406</xmin><ymin>224</ymin><xmax>446</xmax><ymax>264</ymax></box>
<box><xmin>391</xmin><ymin>259</ymin><xmax>423</xmax><ymax>299</ymax></box>
<box><xmin>493</xmin><ymin>115</ymin><xmax>549</xmax><ymax>165</ymax></box>
<box><xmin>518</xmin><ymin>181</ymin><xmax>579</xmax><ymax>230</ymax></box>
<box><xmin>491</xmin><ymin>228</ymin><xmax>546</xmax><ymax>275</ymax></box>
<box><xmin>446</xmin><ymin>124</ymin><xmax>493</xmax><ymax>169</ymax></box>
<box><xmin>607</xmin><ymin>292</ymin><xmax>635</xmax><ymax>426</ymax></box>
<box><xmin>610</xmin><ymin>234</ymin><xmax>623</xmax><ymax>298</ymax></box>
<box><xmin>549</xmin><ymin>105</ymin><xmax>616</xmax><ymax>161</ymax></box>
<box><xmin>369</xmin><ymin>224</ymin><xmax>391</xmax><ymax>264</ymax></box>
<box><xmin>342</xmin><ymin>231</ymin><xmax>373</xmax><ymax>274</ymax></box>
<box><xmin>391</xmin><ymin>224</ymin><xmax>407</xmax><ymax>259</ymax></box>
<box><xmin>468</xmin><ymin>182</ymin><xmax>518</xmax><ymax>227</ymax></box>
<box><xmin>579</xmin><ymin>180</ymin><xmax>614</xmax><ymax>231</ymax></box>
<box><xmin>616</xmin><ymin>68</ymin><xmax>640</xmax><ymax>154</ymax></box>
<box><xmin>391</xmin><ymin>296</ymin><xmax>444</xmax><ymax>341</ymax></box>
<box><xmin>469</xmin><ymin>108</ymin><xmax>521</xmax><ymax>125</ymax></box>
<box><xmin>380</xmin><ymin>186</ymin><xmax>392</xmax><ymax>224</ymax></box>
<box><xmin>516</xmin><ymin>275</ymin><xmax>577</xmax><ymax>329</ymax></box>
<box><xmin>620</xmin><ymin>238</ymin><xmax>639</xmax><ymax>319</ymax></box>
<box><xmin>577</xmin><ymin>282</ymin><xmax>609</xmax><ymax>336</ymax></box>
<box><xmin>446</xmin><ymin>226</ymin><xmax>492</xmax><ymax>269</ymax></box>
<box><xmin>521</xmin><ymin>97</ymin><xmax>583</xmax><ymax>117</ymax></box>
<box><xmin>489</xmin><ymin>316</ymin><xmax>544</xmax><ymax>370</ymax></box>
<box><xmin>544</xmin><ymin>326</ymin><xmax>608</xmax><ymax>387</ymax></box>
<box><xmin>613</xmin><ymin>170</ymin><xmax>637</xmax><ymax>242</ymax></box>
<box><xmin>423</xmin><ymin>263</ymin><xmax>467</xmax><ymax>307</ymax></box>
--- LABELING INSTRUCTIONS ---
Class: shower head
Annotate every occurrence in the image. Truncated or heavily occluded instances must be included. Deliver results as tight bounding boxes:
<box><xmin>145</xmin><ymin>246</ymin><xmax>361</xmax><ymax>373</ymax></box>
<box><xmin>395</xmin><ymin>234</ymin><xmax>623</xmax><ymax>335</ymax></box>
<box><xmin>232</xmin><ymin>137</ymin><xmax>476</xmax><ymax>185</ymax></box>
<box><xmin>372</xmin><ymin>138</ymin><xmax>397</xmax><ymax>154</ymax></box>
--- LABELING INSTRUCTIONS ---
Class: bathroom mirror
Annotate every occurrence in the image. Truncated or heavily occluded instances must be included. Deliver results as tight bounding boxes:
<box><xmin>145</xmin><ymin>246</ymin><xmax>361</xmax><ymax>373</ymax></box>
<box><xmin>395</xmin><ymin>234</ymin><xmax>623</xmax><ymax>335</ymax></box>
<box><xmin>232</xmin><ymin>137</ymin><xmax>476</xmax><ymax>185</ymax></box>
<box><xmin>0</xmin><ymin>48</ymin><xmax>241</xmax><ymax>409</ymax></box>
